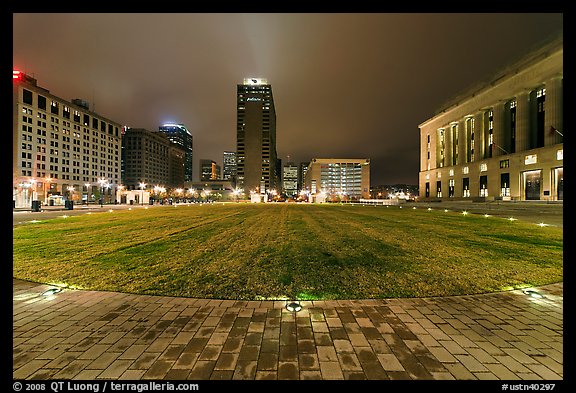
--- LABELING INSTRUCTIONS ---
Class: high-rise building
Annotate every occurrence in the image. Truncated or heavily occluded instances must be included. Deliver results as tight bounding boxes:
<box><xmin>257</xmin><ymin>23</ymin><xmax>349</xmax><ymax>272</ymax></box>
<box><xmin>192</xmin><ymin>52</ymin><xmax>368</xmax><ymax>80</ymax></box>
<box><xmin>13</xmin><ymin>70</ymin><xmax>122</xmax><ymax>208</ymax></box>
<box><xmin>199</xmin><ymin>159</ymin><xmax>220</xmax><ymax>181</ymax></box>
<box><xmin>304</xmin><ymin>158</ymin><xmax>371</xmax><ymax>201</ymax></box>
<box><xmin>419</xmin><ymin>35</ymin><xmax>563</xmax><ymax>201</ymax></box>
<box><xmin>282</xmin><ymin>162</ymin><xmax>298</xmax><ymax>198</ymax></box>
<box><xmin>158</xmin><ymin>123</ymin><xmax>193</xmax><ymax>182</ymax></box>
<box><xmin>122</xmin><ymin>127</ymin><xmax>185</xmax><ymax>190</ymax></box>
<box><xmin>299</xmin><ymin>161</ymin><xmax>309</xmax><ymax>192</ymax></box>
<box><xmin>236</xmin><ymin>78</ymin><xmax>278</xmax><ymax>194</ymax></box>
<box><xmin>223</xmin><ymin>151</ymin><xmax>237</xmax><ymax>183</ymax></box>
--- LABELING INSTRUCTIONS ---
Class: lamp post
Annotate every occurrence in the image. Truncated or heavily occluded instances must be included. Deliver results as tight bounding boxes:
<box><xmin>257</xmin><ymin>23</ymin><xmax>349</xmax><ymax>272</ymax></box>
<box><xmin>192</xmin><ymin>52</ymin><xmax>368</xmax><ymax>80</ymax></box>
<box><xmin>98</xmin><ymin>178</ymin><xmax>108</xmax><ymax>207</ymax></box>
<box><xmin>139</xmin><ymin>182</ymin><xmax>146</xmax><ymax>205</ymax></box>
<box><xmin>45</xmin><ymin>177</ymin><xmax>52</xmax><ymax>205</ymax></box>
<box><xmin>85</xmin><ymin>183</ymin><xmax>91</xmax><ymax>204</ymax></box>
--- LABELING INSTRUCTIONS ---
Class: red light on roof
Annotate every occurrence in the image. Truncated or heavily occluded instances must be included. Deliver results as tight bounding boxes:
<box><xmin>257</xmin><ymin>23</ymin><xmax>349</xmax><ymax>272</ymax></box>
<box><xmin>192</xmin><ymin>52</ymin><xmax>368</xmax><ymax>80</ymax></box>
<box><xmin>13</xmin><ymin>70</ymin><xmax>22</xmax><ymax>80</ymax></box>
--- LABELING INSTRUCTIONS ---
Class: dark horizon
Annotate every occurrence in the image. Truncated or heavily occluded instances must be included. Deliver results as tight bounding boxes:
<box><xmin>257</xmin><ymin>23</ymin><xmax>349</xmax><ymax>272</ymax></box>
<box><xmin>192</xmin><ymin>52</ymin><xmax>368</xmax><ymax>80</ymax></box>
<box><xmin>13</xmin><ymin>13</ymin><xmax>563</xmax><ymax>185</ymax></box>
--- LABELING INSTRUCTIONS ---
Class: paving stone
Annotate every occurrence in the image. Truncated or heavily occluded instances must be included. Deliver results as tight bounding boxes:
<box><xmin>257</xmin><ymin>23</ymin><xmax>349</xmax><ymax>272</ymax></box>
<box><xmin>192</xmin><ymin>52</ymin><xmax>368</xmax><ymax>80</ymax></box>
<box><xmin>12</xmin><ymin>279</ymin><xmax>563</xmax><ymax>381</ymax></box>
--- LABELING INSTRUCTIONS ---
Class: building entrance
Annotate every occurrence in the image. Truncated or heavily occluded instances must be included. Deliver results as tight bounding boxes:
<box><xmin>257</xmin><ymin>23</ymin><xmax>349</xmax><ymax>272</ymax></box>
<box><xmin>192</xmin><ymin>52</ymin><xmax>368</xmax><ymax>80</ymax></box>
<box><xmin>524</xmin><ymin>170</ymin><xmax>541</xmax><ymax>200</ymax></box>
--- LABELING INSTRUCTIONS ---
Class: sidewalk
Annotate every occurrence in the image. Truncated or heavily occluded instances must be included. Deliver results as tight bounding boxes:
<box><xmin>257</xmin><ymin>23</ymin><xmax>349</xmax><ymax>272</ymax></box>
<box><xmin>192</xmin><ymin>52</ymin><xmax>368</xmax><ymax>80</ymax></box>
<box><xmin>13</xmin><ymin>279</ymin><xmax>563</xmax><ymax>380</ymax></box>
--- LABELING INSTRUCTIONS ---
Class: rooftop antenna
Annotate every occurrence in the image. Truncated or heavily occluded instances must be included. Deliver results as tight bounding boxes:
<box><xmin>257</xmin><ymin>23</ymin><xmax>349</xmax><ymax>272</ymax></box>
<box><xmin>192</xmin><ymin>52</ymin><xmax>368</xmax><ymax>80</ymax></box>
<box><xmin>92</xmin><ymin>88</ymin><xmax>96</xmax><ymax>112</ymax></box>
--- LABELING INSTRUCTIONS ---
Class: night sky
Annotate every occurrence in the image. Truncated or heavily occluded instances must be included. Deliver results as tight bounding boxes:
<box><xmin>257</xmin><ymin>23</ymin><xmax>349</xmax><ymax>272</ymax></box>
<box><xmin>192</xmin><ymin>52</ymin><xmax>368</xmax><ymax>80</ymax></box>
<box><xmin>13</xmin><ymin>13</ymin><xmax>563</xmax><ymax>185</ymax></box>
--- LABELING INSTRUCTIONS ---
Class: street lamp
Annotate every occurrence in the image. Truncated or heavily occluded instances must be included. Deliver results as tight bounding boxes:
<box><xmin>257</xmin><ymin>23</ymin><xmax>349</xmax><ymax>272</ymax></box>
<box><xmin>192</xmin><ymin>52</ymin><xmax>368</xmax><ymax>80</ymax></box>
<box><xmin>67</xmin><ymin>186</ymin><xmax>75</xmax><ymax>203</ymax></box>
<box><xmin>45</xmin><ymin>177</ymin><xmax>52</xmax><ymax>205</ymax></box>
<box><xmin>98</xmin><ymin>178</ymin><xmax>108</xmax><ymax>207</ymax></box>
<box><xmin>85</xmin><ymin>183</ymin><xmax>91</xmax><ymax>204</ymax></box>
<box><xmin>139</xmin><ymin>182</ymin><xmax>146</xmax><ymax>205</ymax></box>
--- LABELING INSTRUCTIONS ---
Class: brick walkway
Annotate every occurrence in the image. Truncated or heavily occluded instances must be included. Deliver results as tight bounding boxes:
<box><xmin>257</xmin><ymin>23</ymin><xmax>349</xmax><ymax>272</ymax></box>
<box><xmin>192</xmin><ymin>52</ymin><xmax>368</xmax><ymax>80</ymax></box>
<box><xmin>13</xmin><ymin>279</ymin><xmax>563</xmax><ymax>380</ymax></box>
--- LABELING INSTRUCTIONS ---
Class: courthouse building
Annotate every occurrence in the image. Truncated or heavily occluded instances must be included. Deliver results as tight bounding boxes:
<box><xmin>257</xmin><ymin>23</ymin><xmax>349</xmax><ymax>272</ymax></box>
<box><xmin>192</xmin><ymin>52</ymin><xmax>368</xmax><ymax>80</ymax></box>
<box><xmin>418</xmin><ymin>35</ymin><xmax>563</xmax><ymax>201</ymax></box>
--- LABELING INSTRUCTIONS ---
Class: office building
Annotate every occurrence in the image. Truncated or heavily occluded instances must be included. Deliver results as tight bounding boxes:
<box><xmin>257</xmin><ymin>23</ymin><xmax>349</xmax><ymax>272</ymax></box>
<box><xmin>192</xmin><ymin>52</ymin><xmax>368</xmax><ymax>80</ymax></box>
<box><xmin>13</xmin><ymin>70</ymin><xmax>122</xmax><ymax>208</ymax></box>
<box><xmin>122</xmin><ymin>127</ymin><xmax>185</xmax><ymax>190</ymax></box>
<box><xmin>419</xmin><ymin>35</ymin><xmax>563</xmax><ymax>201</ymax></box>
<box><xmin>299</xmin><ymin>161</ymin><xmax>310</xmax><ymax>192</ymax></box>
<box><xmin>304</xmin><ymin>158</ymin><xmax>371</xmax><ymax>201</ymax></box>
<box><xmin>199</xmin><ymin>159</ymin><xmax>221</xmax><ymax>181</ymax></box>
<box><xmin>223</xmin><ymin>151</ymin><xmax>237</xmax><ymax>183</ymax></box>
<box><xmin>282</xmin><ymin>162</ymin><xmax>298</xmax><ymax>198</ymax></box>
<box><xmin>158</xmin><ymin>123</ymin><xmax>193</xmax><ymax>182</ymax></box>
<box><xmin>236</xmin><ymin>78</ymin><xmax>278</xmax><ymax>194</ymax></box>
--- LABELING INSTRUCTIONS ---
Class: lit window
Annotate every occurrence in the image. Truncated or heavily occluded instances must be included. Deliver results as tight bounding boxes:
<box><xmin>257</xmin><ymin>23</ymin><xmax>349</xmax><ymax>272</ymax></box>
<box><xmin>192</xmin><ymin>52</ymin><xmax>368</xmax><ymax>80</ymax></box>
<box><xmin>525</xmin><ymin>154</ymin><xmax>537</xmax><ymax>165</ymax></box>
<box><xmin>425</xmin><ymin>174</ymin><xmax>429</xmax><ymax>180</ymax></box>
<box><xmin>462</xmin><ymin>166</ymin><xmax>469</xmax><ymax>174</ymax></box>
<box><xmin>449</xmin><ymin>169</ymin><xmax>454</xmax><ymax>176</ymax></box>
<box><xmin>557</xmin><ymin>150</ymin><xmax>563</xmax><ymax>160</ymax></box>
<box><xmin>480</xmin><ymin>163</ymin><xmax>487</xmax><ymax>172</ymax></box>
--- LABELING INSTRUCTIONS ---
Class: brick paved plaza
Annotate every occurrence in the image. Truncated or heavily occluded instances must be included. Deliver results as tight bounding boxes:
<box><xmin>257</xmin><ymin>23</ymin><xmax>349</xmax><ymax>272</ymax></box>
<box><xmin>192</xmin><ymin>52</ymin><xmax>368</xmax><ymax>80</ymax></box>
<box><xmin>13</xmin><ymin>279</ymin><xmax>562</xmax><ymax>380</ymax></box>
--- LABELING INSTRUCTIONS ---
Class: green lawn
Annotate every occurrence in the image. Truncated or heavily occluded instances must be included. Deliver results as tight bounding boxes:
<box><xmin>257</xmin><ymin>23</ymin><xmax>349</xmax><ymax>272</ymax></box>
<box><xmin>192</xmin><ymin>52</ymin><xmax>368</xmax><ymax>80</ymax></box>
<box><xmin>12</xmin><ymin>203</ymin><xmax>563</xmax><ymax>300</ymax></box>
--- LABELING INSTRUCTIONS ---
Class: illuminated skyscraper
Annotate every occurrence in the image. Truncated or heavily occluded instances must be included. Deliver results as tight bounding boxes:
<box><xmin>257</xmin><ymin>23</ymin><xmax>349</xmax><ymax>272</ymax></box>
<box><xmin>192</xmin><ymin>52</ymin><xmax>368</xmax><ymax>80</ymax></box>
<box><xmin>158</xmin><ymin>123</ymin><xmax>193</xmax><ymax>182</ymax></box>
<box><xmin>236</xmin><ymin>78</ymin><xmax>278</xmax><ymax>194</ymax></box>
<box><xmin>223</xmin><ymin>151</ymin><xmax>237</xmax><ymax>182</ymax></box>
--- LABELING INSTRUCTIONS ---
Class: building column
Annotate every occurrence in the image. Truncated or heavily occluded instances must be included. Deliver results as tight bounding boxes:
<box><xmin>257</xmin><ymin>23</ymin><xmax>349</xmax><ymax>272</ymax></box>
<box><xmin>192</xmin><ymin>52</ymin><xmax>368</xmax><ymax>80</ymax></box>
<box><xmin>444</xmin><ymin>124</ymin><xmax>453</xmax><ymax>167</ymax></box>
<box><xmin>457</xmin><ymin>119</ymin><xmax>466</xmax><ymax>165</ymax></box>
<box><xmin>515</xmin><ymin>91</ymin><xmax>530</xmax><ymax>153</ymax></box>
<box><xmin>492</xmin><ymin>101</ymin><xmax>506</xmax><ymax>157</ymax></box>
<box><xmin>474</xmin><ymin>112</ymin><xmax>484</xmax><ymax>160</ymax></box>
<box><xmin>545</xmin><ymin>76</ymin><xmax>563</xmax><ymax>146</ymax></box>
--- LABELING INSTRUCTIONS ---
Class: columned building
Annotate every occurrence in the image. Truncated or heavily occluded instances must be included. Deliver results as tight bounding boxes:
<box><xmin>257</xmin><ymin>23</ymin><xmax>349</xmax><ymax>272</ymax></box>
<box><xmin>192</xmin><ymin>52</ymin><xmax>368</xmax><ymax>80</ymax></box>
<box><xmin>236</xmin><ymin>78</ymin><xmax>278</xmax><ymax>194</ymax></box>
<box><xmin>13</xmin><ymin>70</ymin><xmax>122</xmax><ymax>208</ymax></box>
<box><xmin>419</xmin><ymin>36</ymin><xmax>563</xmax><ymax>201</ymax></box>
<box><xmin>304</xmin><ymin>158</ymin><xmax>371</xmax><ymax>201</ymax></box>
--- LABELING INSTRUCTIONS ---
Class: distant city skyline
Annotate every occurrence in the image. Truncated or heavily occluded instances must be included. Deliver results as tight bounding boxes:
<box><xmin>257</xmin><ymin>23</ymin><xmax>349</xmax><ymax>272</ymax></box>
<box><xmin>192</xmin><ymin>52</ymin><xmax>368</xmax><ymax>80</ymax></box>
<box><xmin>13</xmin><ymin>13</ymin><xmax>563</xmax><ymax>184</ymax></box>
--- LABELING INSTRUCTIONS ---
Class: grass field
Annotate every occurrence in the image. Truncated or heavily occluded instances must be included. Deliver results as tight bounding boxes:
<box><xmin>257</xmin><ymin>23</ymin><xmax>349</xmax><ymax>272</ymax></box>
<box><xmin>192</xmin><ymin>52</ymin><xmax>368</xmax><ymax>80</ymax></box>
<box><xmin>12</xmin><ymin>203</ymin><xmax>563</xmax><ymax>300</ymax></box>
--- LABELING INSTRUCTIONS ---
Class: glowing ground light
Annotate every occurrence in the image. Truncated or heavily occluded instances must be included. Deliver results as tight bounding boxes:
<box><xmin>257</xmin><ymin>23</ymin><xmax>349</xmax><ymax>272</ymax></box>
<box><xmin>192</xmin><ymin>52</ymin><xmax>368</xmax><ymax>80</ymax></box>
<box><xmin>508</xmin><ymin>217</ymin><xmax>517</xmax><ymax>221</ymax></box>
<box><xmin>444</xmin><ymin>209</ymin><xmax>449</xmax><ymax>213</ymax></box>
<box><xmin>61</xmin><ymin>215</ymin><xmax>69</xmax><ymax>218</ymax></box>
<box><xmin>413</xmin><ymin>207</ymin><xmax>417</xmax><ymax>210</ymax></box>
<box><xmin>462</xmin><ymin>211</ymin><xmax>469</xmax><ymax>216</ymax></box>
<box><xmin>523</xmin><ymin>289</ymin><xmax>544</xmax><ymax>299</ymax></box>
<box><xmin>29</xmin><ymin>220</ymin><xmax>41</xmax><ymax>223</ymax></box>
<box><xmin>145</xmin><ymin>207</ymin><xmax>149</xmax><ymax>209</ymax></box>
<box><xmin>538</xmin><ymin>222</ymin><xmax>549</xmax><ymax>227</ymax></box>
<box><xmin>286</xmin><ymin>302</ymin><xmax>302</xmax><ymax>312</ymax></box>
<box><xmin>128</xmin><ymin>208</ymin><xmax>132</xmax><ymax>211</ymax></box>
<box><xmin>108</xmin><ymin>209</ymin><xmax>114</xmax><ymax>213</ymax></box>
<box><xmin>42</xmin><ymin>287</ymin><xmax>62</xmax><ymax>296</ymax></box>
<box><xmin>484</xmin><ymin>214</ymin><xmax>490</xmax><ymax>218</ymax></box>
<box><xmin>427</xmin><ymin>207</ymin><xmax>432</xmax><ymax>211</ymax></box>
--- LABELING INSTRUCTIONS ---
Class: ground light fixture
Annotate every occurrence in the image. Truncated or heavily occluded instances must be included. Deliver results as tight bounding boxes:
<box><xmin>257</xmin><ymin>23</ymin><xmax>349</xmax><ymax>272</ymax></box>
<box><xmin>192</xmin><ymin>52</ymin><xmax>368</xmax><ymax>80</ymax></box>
<box><xmin>444</xmin><ymin>209</ymin><xmax>449</xmax><ymax>213</ymax></box>
<box><xmin>484</xmin><ymin>214</ymin><xmax>490</xmax><ymax>218</ymax></box>
<box><xmin>41</xmin><ymin>287</ymin><xmax>62</xmax><ymax>297</ymax></box>
<box><xmin>286</xmin><ymin>301</ymin><xmax>302</xmax><ymax>312</ymax></box>
<box><xmin>427</xmin><ymin>207</ymin><xmax>432</xmax><ymax>211</ymax></box>
<box><xmin>523</xmin><ymin>289</ymin><xmax>544</xmax><ymax>299</ymax></box>
<box><xmin>538</xmin><ymin>222</ymin><xmax>549</xmax><ymax>227</ymax></box>
<box><xmin>462</xmin><ymin>211</ymin><xmax>469</xmax><ymax>216</ymax></box>
<box><xmin>508</xmin><ymin>217</ymin><xmax>517</xmax><ymax>221</ymax></box>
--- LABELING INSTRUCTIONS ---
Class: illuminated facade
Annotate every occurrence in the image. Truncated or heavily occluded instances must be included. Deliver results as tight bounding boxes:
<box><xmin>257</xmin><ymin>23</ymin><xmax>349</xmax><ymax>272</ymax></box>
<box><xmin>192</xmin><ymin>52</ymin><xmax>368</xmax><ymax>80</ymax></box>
<box><xmin>282</xmin><ymin>162</ymin><xmax>298</xmax><ymax>197</ymax></box>
<box><xmin>304</xmin><ymin>158</ymin><xmax>371</xmax><ymax>201</ymax></box>
<box><xmin>158</xmin><ymin>123</ymin><xmax>193</xmax><ymax>182</ymax></box>
<box><xmin>13</xmin><ymin>70</ymin><xmax>122</xmax><ymax>208</ymax></box>
<box><xmin>199</xmin><ymin>159</ymin><xmax>221</xmax><ymax>181</ymax></box>
<box><xmin>236</xmin><ymin>78</ymin><xmax>278</xmax><ymax>194</ymax></box>
<box><xmin>419</xmin><ymin>36</ymin><xmax>563</xmax><ymax>201</ymax></box>
<box><xmin>223</xmin><ymin>151</ymin><xmax>237</xmax><ymax>182</ymax></box>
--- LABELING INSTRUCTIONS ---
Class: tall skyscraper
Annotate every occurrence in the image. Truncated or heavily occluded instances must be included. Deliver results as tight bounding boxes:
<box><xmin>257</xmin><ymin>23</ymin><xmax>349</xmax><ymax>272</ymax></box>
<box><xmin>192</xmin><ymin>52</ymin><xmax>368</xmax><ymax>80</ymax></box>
<box><xmin>236</xmin><ymin>78</ymin><xmax>278</xmax><ymax>194</ymax></box>
<box><xmin>158</xmin><ymin>123</ymin><xmax>193</xmax><ymax>182</ymax></box>
<box><xmin>223</xmin><ymin>151</ymin><xmax>237</xmax><ymax>183</ymax></box>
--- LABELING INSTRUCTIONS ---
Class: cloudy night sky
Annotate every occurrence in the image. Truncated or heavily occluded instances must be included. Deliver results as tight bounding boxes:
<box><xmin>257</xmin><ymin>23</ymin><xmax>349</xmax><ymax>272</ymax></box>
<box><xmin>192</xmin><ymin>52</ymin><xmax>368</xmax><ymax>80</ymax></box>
<box><xmin>12</xmin><ymin>13</ymin><xmax>563</xmax><ymax>185</ymax></box>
